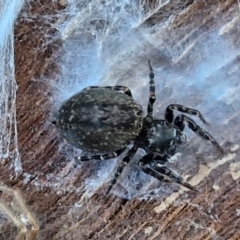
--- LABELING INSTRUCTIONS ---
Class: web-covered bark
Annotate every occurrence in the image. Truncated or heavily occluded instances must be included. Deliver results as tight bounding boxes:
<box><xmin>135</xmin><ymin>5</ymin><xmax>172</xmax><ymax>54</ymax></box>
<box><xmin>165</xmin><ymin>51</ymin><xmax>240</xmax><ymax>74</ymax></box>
<box><xmin>0</xmin><ymin>0</ymin><xmax>240</xmax><ymax>239</ymax></box>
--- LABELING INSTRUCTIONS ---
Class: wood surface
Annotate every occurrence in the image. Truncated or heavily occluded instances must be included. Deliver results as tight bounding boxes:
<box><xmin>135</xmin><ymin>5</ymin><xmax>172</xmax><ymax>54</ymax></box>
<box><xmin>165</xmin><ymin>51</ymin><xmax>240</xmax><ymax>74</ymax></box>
<box><xmin>0</xmin><ymin>0</ymin><xmax>240</xmax><ymax>239</ymax></box>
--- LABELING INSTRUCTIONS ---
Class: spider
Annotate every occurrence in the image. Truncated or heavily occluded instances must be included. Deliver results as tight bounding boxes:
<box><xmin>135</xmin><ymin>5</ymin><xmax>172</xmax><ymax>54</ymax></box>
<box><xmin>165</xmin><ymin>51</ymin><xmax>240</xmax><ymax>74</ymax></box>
<box><xmin>0</xmin><ymin>185</ymin><xmax>39</xmax><ymax>240</ymax></box>
<box><xmin>53</xmin><ymin>60</ymin><xmax>224</xmax><ymax>194</ymax></box>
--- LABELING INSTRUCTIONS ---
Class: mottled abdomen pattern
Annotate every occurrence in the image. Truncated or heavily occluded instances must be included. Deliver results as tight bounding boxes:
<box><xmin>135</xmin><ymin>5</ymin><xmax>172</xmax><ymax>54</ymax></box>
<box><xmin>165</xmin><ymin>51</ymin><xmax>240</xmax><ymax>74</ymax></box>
<box><xmin>55</xmin><ymin>88</ymin><xmax>143</xmax><ymax>153</ymax></box>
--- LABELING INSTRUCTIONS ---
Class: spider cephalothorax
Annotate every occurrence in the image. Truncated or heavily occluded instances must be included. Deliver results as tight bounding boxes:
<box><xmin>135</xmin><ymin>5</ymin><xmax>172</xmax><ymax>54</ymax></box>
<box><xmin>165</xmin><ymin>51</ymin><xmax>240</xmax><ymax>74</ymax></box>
<box><xmin>53</xmin><ymin>60</ymin><xmax>224</xmax><ymax>193</ymax></box>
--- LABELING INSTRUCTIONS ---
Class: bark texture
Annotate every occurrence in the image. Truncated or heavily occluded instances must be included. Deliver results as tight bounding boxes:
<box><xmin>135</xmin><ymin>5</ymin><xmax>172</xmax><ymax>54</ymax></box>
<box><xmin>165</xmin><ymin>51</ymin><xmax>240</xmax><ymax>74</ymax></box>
<box><xmin>0</xmin><ymin>0</ymin><xmax>240</xmax><ymax>239</ymax></box>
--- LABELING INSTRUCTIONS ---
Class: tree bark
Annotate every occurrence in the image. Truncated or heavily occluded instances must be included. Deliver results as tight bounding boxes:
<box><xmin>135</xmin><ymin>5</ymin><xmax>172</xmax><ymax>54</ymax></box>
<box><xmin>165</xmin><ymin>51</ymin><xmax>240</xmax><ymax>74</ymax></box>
<box><xmin>0</xmin><ymin>0</ymin><xmax>240</xmax><ymax>239</ymax></box>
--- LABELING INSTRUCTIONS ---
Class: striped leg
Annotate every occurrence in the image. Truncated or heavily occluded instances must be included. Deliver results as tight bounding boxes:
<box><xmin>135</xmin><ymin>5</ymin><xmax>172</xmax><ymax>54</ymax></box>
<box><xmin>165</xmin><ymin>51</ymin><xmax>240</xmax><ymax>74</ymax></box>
<box><xmin>84</xmin><ymin>86</ymin><xmax>132</xmax><ymax>97</ymax></box>
<box><xmin>174</xmin><ymin>114</ymin><xmax>224</xmax><ymax>153</ymax></box>
<box><xmin>165</xmin><ymin>104</ymin><xmax>208</xmax><ymax>124</ymax></box>
<box><xmin>75</xmin><ymin>148</ymin><xmax>126</xmax><ymax>162</ymax></box>
<box><xmin>147</xmin><ymin>60</ymin><xmax>156</xmax><ymax>117</ymax></box>
<box><xmin>106</xmin><ymin>144</ymin><xmax>138</xmax><ymax>194</ymax></box>
<box><xmin>138</xmin><ymin>153</ymin><xmax>197</xmax><ymax>192</ymax></box>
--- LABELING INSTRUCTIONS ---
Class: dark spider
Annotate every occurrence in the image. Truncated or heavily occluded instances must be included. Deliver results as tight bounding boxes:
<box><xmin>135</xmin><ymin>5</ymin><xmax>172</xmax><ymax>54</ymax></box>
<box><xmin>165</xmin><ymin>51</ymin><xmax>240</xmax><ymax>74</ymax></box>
<box><xmin>53</xmin><ymin>60</ymin><xmax>224</xmax><ymax>194</ymax></box>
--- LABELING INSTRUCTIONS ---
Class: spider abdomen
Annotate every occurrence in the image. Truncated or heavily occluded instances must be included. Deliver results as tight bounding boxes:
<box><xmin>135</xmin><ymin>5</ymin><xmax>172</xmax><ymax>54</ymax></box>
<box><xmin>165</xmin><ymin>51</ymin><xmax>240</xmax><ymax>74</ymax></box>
<box><xmin>55</xmin><ymin>88</ymin><xmax>143</xmax><ymax>153</ymax></box>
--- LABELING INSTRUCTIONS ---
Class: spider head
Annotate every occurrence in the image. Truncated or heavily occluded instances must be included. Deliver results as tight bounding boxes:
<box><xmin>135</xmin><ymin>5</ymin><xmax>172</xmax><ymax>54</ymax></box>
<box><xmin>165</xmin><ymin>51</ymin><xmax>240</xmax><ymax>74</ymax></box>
<box><xmin>147</xmin><ymin>119</ymin><xmax>187</xmax><ymax>157</ymax></box>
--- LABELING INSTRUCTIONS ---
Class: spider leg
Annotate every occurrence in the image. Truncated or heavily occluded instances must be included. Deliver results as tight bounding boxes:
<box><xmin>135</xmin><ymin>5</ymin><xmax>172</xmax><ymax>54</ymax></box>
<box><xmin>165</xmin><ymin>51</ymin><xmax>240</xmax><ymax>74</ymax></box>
<box><xmin>174</xmin><ymin>114</ymin><xmax>224</xmax><ymax>153</ymax></box>
<box><xmin>75</xmin><ymin>148</ymin><xmax>126</xmax><ymax>162</ymax></box>
<box><xmin>138</xmin><ymin>153</ymin><xmax>197</xmax><ymax>191</ymax></box>
<box><xmin>165</xmin><ymin>104</ymin><xmax>208</xmax><ymax>124</ymax></box>
<box><xmin>147</xmin><ymin>60</ymin><xmax>156</xmax><ymax>117</ymax></box>
<box><xmin>106</xmin><ymin>144</ymin><xmax>138</xmax><ymax>194</ymax></box>
<box><xmin>84</xmin><ymin>86</ymin><xmax>132</xmax><ymax>97</ymax></box>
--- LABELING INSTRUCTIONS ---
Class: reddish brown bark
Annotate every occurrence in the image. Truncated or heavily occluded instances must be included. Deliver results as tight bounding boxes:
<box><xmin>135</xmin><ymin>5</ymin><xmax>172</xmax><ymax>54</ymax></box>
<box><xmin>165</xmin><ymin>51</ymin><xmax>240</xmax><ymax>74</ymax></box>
<box><xmin>0</xmin><ymin>0</ymin><xmax>240</xmax><ymax>239</ymax></box>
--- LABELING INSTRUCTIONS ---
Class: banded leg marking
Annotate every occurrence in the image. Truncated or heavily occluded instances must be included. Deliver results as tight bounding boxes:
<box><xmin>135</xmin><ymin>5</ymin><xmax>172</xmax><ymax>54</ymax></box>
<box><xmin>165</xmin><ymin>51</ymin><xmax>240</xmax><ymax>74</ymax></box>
<box><xmin>75</xmin><ymin>148</ymin><xmax>126</xmax><ymax>162</ymax></box>
<box><xmin>138</xmin><ymin>153</ymin><xmax>197</xmax><ymax>192</ymax></box>
<box><xmin>165</xmin><ymin>104</ymin><xmax>208</xmax><ymax>125</ymax></box>
<box><xmin>174</xmin><ymin>114</ymin><xmax>224</xmax><ymax>153</ymax></box>
<box><xmin>147</xmin><ymin>60</ymin><xmax>156</xmax><ymax>117</ymax></box>
<box><xmin>106</xmin><ymin>145</ymin><xmax>138</xmax><ymax>194</ymax></box>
